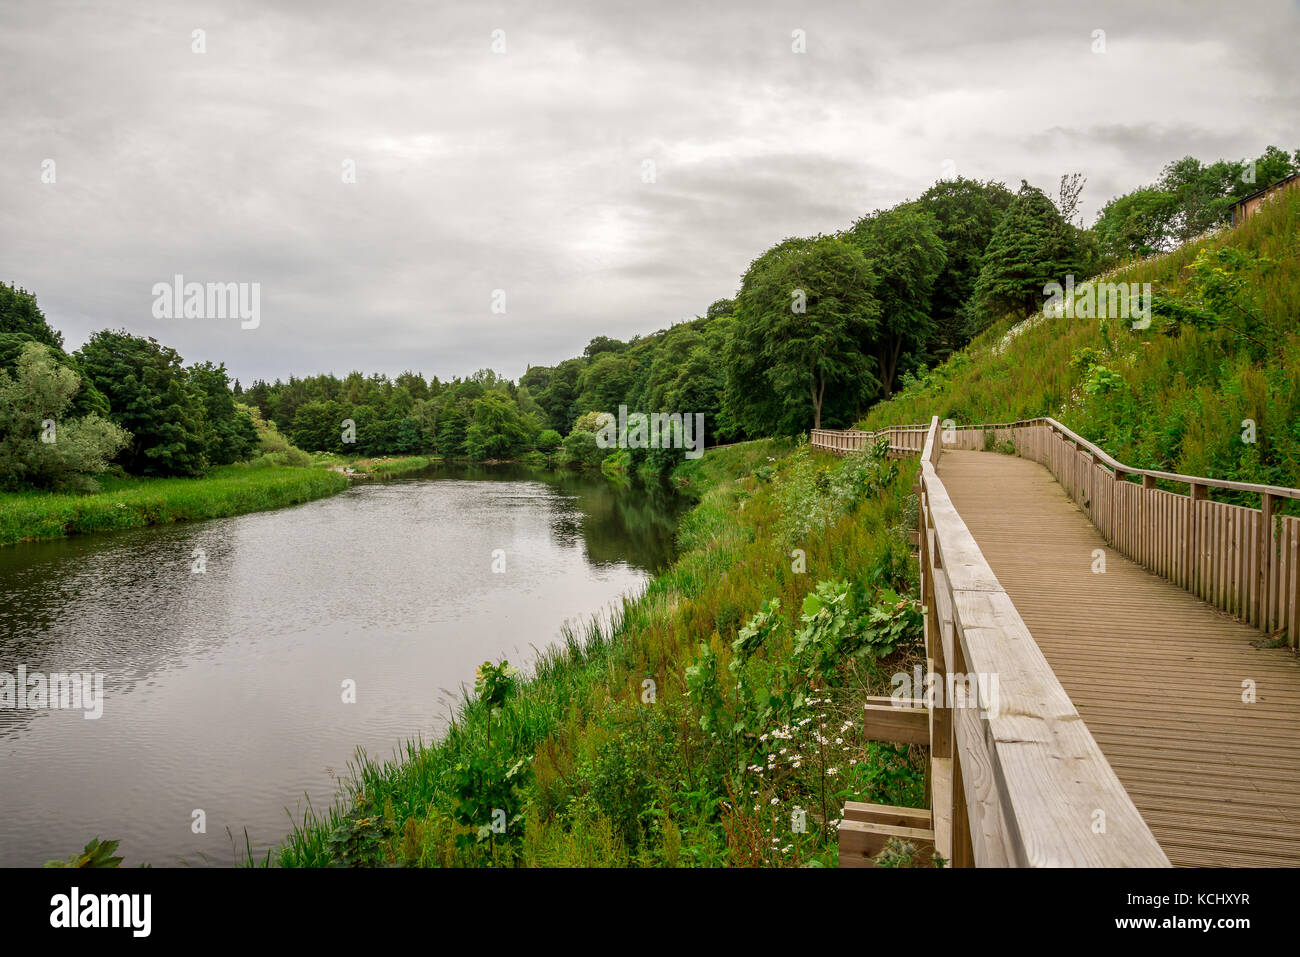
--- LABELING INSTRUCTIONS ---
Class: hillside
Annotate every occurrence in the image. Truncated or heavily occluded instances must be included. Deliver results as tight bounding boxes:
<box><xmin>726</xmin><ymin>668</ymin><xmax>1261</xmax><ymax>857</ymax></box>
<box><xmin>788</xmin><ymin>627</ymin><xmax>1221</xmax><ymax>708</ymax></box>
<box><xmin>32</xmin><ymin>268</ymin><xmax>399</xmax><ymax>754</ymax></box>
<box><xmin>860</xmin><ymin>187</ymin><xmax>1300</xmax><ymax>506</ymax></box>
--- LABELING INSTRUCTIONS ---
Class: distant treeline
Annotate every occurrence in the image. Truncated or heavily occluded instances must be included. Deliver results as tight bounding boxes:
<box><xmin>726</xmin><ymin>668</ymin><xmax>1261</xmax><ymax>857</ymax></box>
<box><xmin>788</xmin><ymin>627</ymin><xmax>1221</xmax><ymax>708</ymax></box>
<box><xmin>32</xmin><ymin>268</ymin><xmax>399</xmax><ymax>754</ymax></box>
<box><xmin>3</xmin><ymin>146</ymin><xmax>1295</xmax><ymax>489</ymax></box>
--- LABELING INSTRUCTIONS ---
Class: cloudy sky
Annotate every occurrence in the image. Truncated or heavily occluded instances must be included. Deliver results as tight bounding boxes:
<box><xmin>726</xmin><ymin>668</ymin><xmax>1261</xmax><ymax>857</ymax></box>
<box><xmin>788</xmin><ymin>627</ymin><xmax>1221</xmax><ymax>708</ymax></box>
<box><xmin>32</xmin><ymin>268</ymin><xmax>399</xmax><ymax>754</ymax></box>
<box><xmin>2</xmin><ymin>0</ymin><xmax>1297</xmax><ymax>385</ymax></box>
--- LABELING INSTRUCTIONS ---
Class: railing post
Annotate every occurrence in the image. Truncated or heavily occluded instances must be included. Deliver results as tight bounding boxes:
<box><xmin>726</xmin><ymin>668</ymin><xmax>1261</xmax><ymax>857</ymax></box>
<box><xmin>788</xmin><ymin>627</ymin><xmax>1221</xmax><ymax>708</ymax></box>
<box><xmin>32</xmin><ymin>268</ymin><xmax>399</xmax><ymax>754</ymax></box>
<box><xmin>1141</xmin><ymin>474</ymin><xmax>1155</xmax><ymax>568</ymax></box>
<box><xmin>1187</xmin><ymin>482</ymin><xmax>1207</xmax><ymax>591</ymax></box>
<box><xmin>1260</xmin><ymin>492</ymin><xmax>1276</xmax><ymax>629</ymax></box>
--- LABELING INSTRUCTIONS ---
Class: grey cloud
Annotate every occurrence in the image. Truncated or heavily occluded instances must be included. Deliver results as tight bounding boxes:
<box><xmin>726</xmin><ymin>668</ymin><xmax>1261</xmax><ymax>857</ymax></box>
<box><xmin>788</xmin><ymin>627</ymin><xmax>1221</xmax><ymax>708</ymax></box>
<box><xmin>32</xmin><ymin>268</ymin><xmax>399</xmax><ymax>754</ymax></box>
<box><xmin>1</xmin><ymin>0</ymin><xmax>1296</xmax><ymax>384</ymax></box>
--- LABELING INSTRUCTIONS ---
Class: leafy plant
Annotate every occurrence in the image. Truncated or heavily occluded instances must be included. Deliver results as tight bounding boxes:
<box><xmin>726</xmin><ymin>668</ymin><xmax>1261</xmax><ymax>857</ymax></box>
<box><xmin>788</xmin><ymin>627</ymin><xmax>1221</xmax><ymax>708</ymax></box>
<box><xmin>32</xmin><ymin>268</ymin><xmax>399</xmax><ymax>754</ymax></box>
<box><xmin>44</xmin><ymin>837</ymin><xmax>123</xmax><ymax>868</ymax></box>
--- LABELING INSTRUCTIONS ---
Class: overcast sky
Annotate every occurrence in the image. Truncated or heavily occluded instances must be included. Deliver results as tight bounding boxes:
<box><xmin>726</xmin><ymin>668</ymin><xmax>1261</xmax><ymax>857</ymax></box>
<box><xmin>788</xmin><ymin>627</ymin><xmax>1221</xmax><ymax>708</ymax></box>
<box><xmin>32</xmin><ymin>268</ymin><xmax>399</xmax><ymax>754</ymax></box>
<box><xmin>2</xmin><ymin>0</ymin><xmax>1297</xmax><ymax>385</ymax></box>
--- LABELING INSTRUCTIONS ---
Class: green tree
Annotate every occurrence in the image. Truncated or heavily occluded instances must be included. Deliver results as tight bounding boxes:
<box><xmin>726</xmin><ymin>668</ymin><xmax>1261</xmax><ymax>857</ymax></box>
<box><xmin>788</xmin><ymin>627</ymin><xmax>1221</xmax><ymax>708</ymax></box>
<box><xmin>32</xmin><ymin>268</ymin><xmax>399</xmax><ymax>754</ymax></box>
<box><xmin>0</xmin><ymin>343</ymin><xmax>129</xmax><ymax>490</ymax></box>
<box><xmin>971</xmin><ymin>181</ymin><xmax>1082</xmax><ymax>326</ymax></box>
<box><xmin>846</xmin><ymin>204</ymin><xmax>948</xmax><ymax>395</ymax></box>
<box><xmin>914</xmin><ymin>177</ymin><xmax>1014</xmax><ymax>354</ymax></box>
<box><xmin>75</xmin><ymin>330</ymin><xmax>209</xmax><ymax>476</ymax></box>
<box><xmin>291</xmin><ymin>399</ymin><xmax>346</xmax><ymax>453</ymax></box>
<box><xmin>465</xmin><ymin>390</ymin><xmax>537</xmax><ymax>459</ymax></box>
<box><xmin>1093</xmin><ymin>186</ymin><xmax>1179</xmax><ymax>259</ymax></box>
<box><xmin>726</xmin><ymin>235</ymin><xmax>880</xmax><ymax>432</ymax></box>
<box><xmin>189</xmin><ymin>361</ymin><xmax>258</xmax><ymax>465</ymax></box>
<box><xmin>0</xmin><ymin>282</ymin><xmax>63</xmax><ymax>350</ymax></box>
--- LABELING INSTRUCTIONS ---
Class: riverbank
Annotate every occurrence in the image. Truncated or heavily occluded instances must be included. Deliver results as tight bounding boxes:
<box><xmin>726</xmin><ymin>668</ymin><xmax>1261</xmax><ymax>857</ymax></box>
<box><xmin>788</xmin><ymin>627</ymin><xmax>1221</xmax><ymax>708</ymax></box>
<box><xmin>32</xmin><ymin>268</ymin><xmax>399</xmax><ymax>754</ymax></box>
<box><xmin>273</xmin><ymin>436</ymin><xmax>929</xmax><ymax>868</ymax></box>
<box><xmin>309</xmin><ymin>453</ymin><xmax>444</xmax><ymax>478</ymax></box>
<box><xmin>0</xmin><ymin>452</ymin><xmax>460</xmax><ymax>547</ymax></box>
<box><xmin>0</xmin><ymin>464</ymin><xmax>350</xmax><ymax>547</ymax></box>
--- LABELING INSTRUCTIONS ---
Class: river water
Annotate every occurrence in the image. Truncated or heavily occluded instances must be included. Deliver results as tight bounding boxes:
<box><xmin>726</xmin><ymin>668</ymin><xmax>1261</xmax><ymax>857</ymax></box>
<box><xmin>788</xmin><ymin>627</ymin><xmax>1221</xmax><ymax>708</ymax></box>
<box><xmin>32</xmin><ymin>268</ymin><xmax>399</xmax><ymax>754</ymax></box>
<box><xmin>0</xmin><ymin>464</ymin><xmax>686</xmax><ymax>866</ymax></box>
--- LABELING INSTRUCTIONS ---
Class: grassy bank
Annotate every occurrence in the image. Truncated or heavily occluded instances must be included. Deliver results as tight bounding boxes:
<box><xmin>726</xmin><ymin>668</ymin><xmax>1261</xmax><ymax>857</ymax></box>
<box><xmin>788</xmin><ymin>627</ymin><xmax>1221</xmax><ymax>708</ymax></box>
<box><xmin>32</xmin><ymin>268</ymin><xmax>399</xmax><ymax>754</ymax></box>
<box><xmin>273</xmin><ymin>437</ymin><xmax>929</xmax><ymax>868</ymax></box>
<box><xmin>0</xmin><ymin>463</ymin><xmax>349</xmax><ymax>546</ymax></box>
<box><xmin>861</xmin><ymin>186</ymin><xmax>1300</xmax><ymax>502</ymax></box>
<box><xmin>309</xmin><ymin>452</ymin><xmax>443</xmax><ymax>478</ymax></box>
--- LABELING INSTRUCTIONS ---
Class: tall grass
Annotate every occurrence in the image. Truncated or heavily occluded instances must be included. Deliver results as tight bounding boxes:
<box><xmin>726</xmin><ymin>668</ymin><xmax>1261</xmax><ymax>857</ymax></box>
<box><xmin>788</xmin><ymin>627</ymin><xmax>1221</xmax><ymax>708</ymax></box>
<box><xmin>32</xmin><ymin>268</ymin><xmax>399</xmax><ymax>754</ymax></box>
<box><xmin>861</xmin><ymin>187</ymin><xmax>1300</xmax><ymax>503</ymax></box>
<box><xmin>275</xmin><ymin>437</ymin><xmax>925</xmax><ymax>867</ymax></box>
<box><xmin>0</xmin><ymin>465</ymin><xmax>349</xmax><ymax>546</ymax></box>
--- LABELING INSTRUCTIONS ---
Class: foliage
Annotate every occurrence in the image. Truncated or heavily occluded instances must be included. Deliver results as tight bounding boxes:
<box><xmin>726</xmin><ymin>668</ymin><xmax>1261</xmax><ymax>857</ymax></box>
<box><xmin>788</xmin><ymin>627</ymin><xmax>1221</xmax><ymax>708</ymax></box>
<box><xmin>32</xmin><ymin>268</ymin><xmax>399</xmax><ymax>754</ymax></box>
<box><xmin>1093</xmin><ymin>144</ymin><xmax>1298</xmax><ymax>258</ymax></box>
<box><xmin>44</xmin><ymin>837</ymin><xmax>123</xmax><ymax>868</ymax></box>
<box><xmin>913</xmin><ymin>177</ymin><xmax>1015</xmax><ymax>355</ymax></box>
<box><xmin>845</xmin><ymin>203</ymin><xmax>948</xmax><ymax>395</ymax></box>
<box><xmin>725</xmin><ymin>235</ymin><xmax>881</xmax><ymax>432</ymax></box>
<box><xmin>0</xmin><ymin>281</ymin><xmax>63</xmax><ymax>350</ymax></box>
<box><xmin>0</xmin><ymin>343</ymin><xmax>130</xmax><ymax>491</ymax></box>
<box><xmin>76</xmin><ymin>329</ymin><xmax>210</xmax><ymax>477</ymax></box>
<box><xmin>862</xmin><ymin>184</ymin><xmax>1300</xmax><ymax>505</ymax></box>
<box><xmin>971</xmin><ymin>180</ymin><xmax>1085</xmax><ymax>327</ymax></box>
<box><xmin>275</xmin><ymin>438</ymin><xmax>926</xmax><ymax>868</ymax></box>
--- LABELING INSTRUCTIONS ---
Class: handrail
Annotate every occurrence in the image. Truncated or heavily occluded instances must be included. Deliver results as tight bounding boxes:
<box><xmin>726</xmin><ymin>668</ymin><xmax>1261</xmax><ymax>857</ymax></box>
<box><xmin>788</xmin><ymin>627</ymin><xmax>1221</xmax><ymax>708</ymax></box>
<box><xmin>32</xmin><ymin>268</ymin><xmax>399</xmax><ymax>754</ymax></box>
<box><xmin>943</xmin><ymin>417</ymin><xmax>1300</xmax><ymax>500</ymax></box>
<box><xmin>916</xmin><ymin>415</ymin><xmax>1169</xmax><ymax>866</ymax></box>
<box><xmin>815</xmin><ymin>413</ymin><xmax>1300</xmax><ymax>866</ymax></box>
<box><xmin>813</xmin><ymin>416</ymin><xmax>1300</xmax><ymax>643</ymax></box>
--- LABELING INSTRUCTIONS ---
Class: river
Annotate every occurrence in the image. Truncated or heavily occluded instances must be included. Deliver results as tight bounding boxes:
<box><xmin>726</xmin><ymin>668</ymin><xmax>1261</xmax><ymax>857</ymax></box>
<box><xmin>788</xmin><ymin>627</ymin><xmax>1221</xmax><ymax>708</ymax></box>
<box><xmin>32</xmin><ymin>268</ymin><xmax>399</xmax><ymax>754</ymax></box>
<box><xmin>0</xmin><ymin>464</ymin><xmax>687</xmax><ymax>866</ymax></box>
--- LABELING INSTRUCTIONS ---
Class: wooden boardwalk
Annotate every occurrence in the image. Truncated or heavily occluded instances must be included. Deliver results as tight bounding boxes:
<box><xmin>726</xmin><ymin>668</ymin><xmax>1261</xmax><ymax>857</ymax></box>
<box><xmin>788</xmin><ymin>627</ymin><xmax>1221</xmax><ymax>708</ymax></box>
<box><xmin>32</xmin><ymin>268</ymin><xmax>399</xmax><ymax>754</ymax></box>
<box><xmin>939</xmin><ymin>449</ymin><xmax>1300</xmax><ymax>867</ymax></box>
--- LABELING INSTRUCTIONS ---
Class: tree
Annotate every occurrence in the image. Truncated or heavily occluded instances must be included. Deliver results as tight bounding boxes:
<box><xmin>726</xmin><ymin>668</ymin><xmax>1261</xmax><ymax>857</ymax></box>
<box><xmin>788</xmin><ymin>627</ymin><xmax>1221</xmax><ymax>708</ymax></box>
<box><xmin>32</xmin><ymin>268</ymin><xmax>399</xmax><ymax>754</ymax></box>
<box><xmin>582</xmin><ymin>336</ymin><xmax>627</xmax><ymax>360</ymax></box>
<box><xmin>0</xmin><ymin>342</ymin><xmax>129</xmax><ymax>490</ymax></box>
<box><xmin>971</xmin><ymin>181</ymin><xmax>1082</xmax><ymax>327</ymax></box>
<box><xmin>291</xmin><ymin>399</ymin><xmax>346</xmax><ymax>453</ymax></box>
<box><xmin>190</xmin><ymin>361</ymin><xmax>258</xmax><ymax>465</ymax></box>
<box><xmin>0</xmin><ymin>282</ymin><xmax>63</xmax><ymax>350</ymax></box>
<box><xmin>1093</xmin><ymin>186</ymin><xmax>1179</xmax><ymax>259</ymax></box>
<box><xmin>576</xmin><ymin>352</ymin><xmax>638</xmax><ymax>419</ymax></box>
<box><xmin>436</xmin><ymin>397</ymin><xmax>470</xmax><ymax>456</ymax></box>
<box><xmin>726</xmin><ymin>235</ymin><xmax>880</xmax><ymax>432</ymax></box>
<box><xmin>465</xmin><ymin>390</ymin><xmax>537</xmax><ymax>459</ymax></box>
<box><xmin>914</xmin><ymin>177</ymin><xmax>1014</xmax><ymax>356</ymax></box>
<box><xmin>846</xmin><ymin>204</ymin><xmax>947</xmax><ymax>395</ymax></box>
<box><xmin>75</xmin><ymin>330</ymin><xmax>208</xmax><ymax>476</ymax></box>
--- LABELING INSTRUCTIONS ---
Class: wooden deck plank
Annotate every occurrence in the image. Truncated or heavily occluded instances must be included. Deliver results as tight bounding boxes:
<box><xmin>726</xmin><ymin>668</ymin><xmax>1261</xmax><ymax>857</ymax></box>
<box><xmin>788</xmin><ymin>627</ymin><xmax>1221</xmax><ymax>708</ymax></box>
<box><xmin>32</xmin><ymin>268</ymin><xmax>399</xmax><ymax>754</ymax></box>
<box><xmin>939</xmin><ymin>450</ymin><xmax>1300</xmax><ymax>868</ymax></box>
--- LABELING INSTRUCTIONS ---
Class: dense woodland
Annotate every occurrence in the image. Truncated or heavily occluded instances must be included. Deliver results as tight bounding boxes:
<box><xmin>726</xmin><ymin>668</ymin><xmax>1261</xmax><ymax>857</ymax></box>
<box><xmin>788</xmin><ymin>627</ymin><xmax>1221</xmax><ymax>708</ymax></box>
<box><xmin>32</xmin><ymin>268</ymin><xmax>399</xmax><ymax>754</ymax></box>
<box><xmin>2</xmin><ymin>145</ymin><xmax>1296</xmax><ymax>491</ymax></box>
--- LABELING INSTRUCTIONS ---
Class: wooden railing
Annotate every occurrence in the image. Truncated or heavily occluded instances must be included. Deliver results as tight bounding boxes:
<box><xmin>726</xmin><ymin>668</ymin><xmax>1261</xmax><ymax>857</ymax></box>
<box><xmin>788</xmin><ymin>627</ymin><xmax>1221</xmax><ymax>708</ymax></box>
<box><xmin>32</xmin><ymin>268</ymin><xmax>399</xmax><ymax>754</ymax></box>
<box><xmin>935</xmin><ymin>417</ymin><xmax>1300</xmax><ymax>647</ymax></box>
<box><xmin>821</xmin><ymin>417</ymin><xmax>1172</xmax><ymax>866</ymax></box>
<box><xmin>814</xmin><ymin>416</ymin><xmax>1300</xmax><ymax>647</ymax></box>
<box><xmin>810</xmin><ymin>424</ymin><xmax>928</xmax><ymax>457</ymax></box>
<box><xmin>920</xmin><ymin>416</ymin><xmax>1169</xmax><ymax>866</ymax></box>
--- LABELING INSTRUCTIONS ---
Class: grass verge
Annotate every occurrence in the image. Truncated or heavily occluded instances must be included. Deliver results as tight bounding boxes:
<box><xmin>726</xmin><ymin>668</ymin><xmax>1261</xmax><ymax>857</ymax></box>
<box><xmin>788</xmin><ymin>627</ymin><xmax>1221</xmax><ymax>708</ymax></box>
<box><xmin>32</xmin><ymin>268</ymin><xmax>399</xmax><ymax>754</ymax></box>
<box><xmin>0</xmin><ymin>464</ymin><xmax>349</xmax><ymax>546</ymax></box>
<box><xmin>272</xmin><ymin>437</ymin><xmax>929</xmax><ymax>868</ymax></box>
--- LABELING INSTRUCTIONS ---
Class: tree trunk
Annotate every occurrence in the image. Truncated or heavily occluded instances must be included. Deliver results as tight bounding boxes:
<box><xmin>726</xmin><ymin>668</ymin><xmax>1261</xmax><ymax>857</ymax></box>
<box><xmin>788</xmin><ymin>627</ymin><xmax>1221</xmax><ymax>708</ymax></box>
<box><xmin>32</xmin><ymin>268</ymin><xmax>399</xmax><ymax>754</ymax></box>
<box><xmin>880</xmin><ymin>336</ymin><xmax>904</xmax><ymax>398</ymax></box>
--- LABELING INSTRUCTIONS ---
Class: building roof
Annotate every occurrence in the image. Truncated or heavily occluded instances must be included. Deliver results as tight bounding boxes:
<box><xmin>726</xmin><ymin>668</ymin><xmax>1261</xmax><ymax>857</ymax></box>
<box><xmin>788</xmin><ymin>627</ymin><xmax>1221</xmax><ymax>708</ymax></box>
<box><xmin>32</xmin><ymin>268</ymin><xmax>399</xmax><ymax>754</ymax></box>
<box><xmin>1229</xmin><ymin>170</ymin><xmax>1300</xmax><ymax>209</ymax></box>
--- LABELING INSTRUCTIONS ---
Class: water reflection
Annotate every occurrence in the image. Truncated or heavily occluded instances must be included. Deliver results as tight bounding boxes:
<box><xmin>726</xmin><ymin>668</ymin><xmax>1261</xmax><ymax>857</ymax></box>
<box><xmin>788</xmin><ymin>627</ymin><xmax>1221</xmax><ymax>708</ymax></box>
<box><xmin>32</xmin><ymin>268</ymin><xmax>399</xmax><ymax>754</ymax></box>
<box><xmin>0</xmin><ymin>465</ymin><xmax>685</xmax><ymax>866</ymax></box>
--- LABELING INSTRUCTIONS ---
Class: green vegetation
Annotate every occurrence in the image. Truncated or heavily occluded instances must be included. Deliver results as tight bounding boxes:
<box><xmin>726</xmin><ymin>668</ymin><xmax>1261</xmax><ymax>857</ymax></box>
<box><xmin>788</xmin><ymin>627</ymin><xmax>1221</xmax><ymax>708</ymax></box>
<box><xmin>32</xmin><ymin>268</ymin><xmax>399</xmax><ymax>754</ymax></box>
<box><xmin>44</xmin><ymin>838</ymin><xmax>124</xmax><ymax>869</ymax></box>
<box><xmin>1094</xmin><ymin>145</ymin><xmax>1299</xmax><ymax>257</ymax></box>
<box><xmin>0</xmin><ymin>342</ymin><xmax>128</xmax><ymax>491</ymax></box>
<box><xmin>0</xmin><ymin>463</ymin><xmax>348</xmax><ymax>546</ymax></box>
<box><xmin>273</xmin><ymin>439</ymin><xmax>927</xmax><ymax>867</ymax></box>
<box><xmin>970</xmin><ymin>179</ymin><xmax>1092</xmax><ymax>327</ymax></box>
<box><xmin>863</xmin><ymin>184</ymin><xmax>1300</xmax><ymax>504</ymax></box>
